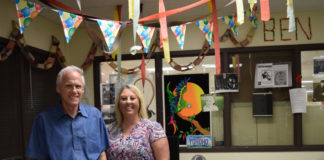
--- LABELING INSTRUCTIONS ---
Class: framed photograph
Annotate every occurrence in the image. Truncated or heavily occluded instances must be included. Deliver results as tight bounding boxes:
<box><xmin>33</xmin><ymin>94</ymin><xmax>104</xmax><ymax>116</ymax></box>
<box><xmin>101</xmin><ymin>83</ymin><xmax>115</xmax><ymax>105</ymax></box>
<box><xmin>214</xmin><ymin>73</ymin><xmax>239</xmax><ymax>93</ymax></box>
<box><xmin>201</xmin><ymin>94</ymin><xmax>224</xmax><ymax>112</ymax></box>
<box><xmin>313</xmin><ymin>56</ymin><xmax>324</xmax><ymax>76</ymax></box>
<box><xmin>101</xmin><ymin>105</ymin><xmax>116</xmax><ymax>127</ymax></box>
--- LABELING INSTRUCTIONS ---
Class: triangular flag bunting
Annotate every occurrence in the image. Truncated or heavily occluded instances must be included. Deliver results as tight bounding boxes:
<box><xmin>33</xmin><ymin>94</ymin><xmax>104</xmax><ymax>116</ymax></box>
<box><xmin>97</xmin><ymin>19</ymin><xmax>121</xmax><ymax>51</ymax></box>
<box><xmin>136</xmin><ymin>24</ymin><xmax>155</xmax><ymax>53</ymax></box>
<box><xmin>221</xmin><ymin>14</ymin><xmax>238</xmax><ymax>36</ymax></box>
<box><xmin>15</xmin><ymin>0</ymin><xmax>44</xmax><ymax>34</ymax></box>
<box><xmin>170</xmin><ymin>24</ymin><xmax>186</xmax><ymax>50</ymax></box>
<box><xmin>196</xmin><ymin>19</ymin><xmax>213</xmax><ymax>45</ymax></box>
<box><xmin>58</xmin><ymin>10</ymin><xmax>83</xmax><ymax>43</ymax></box>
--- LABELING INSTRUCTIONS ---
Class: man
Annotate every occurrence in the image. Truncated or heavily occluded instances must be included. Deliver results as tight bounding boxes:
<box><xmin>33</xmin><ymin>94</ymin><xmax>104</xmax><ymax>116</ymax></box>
<box><xmin>26</xmin><ymin>65</ymin><xmax>109</xmax><ymax>160</ymax></box>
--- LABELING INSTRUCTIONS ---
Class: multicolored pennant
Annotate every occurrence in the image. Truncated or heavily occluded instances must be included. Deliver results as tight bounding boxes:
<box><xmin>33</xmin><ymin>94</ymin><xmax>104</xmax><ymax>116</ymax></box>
<box><xmin>136</xmin><ymin>25</ymin><xmax>155</xmax><ymax>53</ymax></box>
<box><xmin>170</xmin><ymin>24</ymin><xmax>186</xmax><ymax>50</ymax></box>
<box><xmin>97</xmin><ymin>19</ymin><xmax>121</xmax><ymax>51</ymax></box>
<box><xmin>196</xmin><ymin>19</ymin><xmax>213</xmax><ymax>45</ymax></box>
<box><xmin>58</xmin><ymin>10</ymin><xmax>83</xmax><ymax>43</ymax></box>
<box><xmin>221</xmin><ymin>15</ymin><xmax>238</xmax><ymax>36</ymax></box>
<box><xmin>15</xmin><ymin>0</ymin><xmax>44</xmax><ymax>34</ymax></box>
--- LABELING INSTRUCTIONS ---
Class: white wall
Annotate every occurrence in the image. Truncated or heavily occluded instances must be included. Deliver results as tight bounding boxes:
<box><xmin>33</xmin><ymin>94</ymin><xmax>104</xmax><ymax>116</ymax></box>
<box><xmin>1</xmin><ymin>0</ymin><xmax>324</xmax><ymax>159</ymax></box>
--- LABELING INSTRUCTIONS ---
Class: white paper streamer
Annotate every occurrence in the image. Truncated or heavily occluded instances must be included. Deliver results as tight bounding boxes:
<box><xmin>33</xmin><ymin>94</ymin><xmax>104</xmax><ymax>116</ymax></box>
<box><xmin>129</xmin><ymin>45</ymin><xmax>142</xmax><ymax>55</ymax></box>
<box><xmin>287</xmin><ymin>0</ymin><xmax>296</xmax><ymax>32</ymax></box>
<box><xmin>76</xmin><ymin>0</ymin><xmax>81</xmax><ymax>11</ymax></box>
<box><xmin>236</xmin><ymin>0</ymin><xmax>244</xmax><ymax>25</ymax></box>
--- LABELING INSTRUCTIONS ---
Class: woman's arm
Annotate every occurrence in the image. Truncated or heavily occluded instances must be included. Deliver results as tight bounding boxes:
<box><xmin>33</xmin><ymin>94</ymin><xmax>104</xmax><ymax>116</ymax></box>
<box><xmin>98</xmin><ymin>151</ymin><xmax>107</xmax><ymax>160</ymax></box>
<box><xmin>152</xmin><ymin>137</ymin><xmax>170</xmax><ymax>160</ymax></box>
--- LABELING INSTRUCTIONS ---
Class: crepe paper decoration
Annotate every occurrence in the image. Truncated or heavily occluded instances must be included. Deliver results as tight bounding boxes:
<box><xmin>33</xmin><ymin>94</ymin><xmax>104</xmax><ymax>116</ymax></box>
<box><xmin>196</xmin><ymin>19</ymin><xmax>213</xmax><ymax>45</ymax></box>
<box><xmin>260</xmin><ymin>0</ymin><xmax>270</xmax><ymax>21</ymax></box>
<box><xmin>15</xmin><ymin>0</ymin><xmax>44</xmax><ymax>34</ymax></box>
<box><xmin>141</xmin><ymin>54</ymin><xmax>146</xmax><ymax>87</ymax></box>
<box><xmin>129</xmin><ymin>45</ymin><xmax>142</xmax><ymax>55</ymax></box>
<box><xmin>139</xmin><ymin>0</ymin><xmax>210</xmax><ymax>22</ymax></box>
<box><xmin>287</xmin><ymin>0</ymin><xmax>295</xmax><ymax>32</ymax></box>
<box><xmin>128</xmin><ymin>0</ymin><xmax>134</xmax><ymax>19</ymax></box>
<box><xmin>112</xmin><ymin>5</ymin><xmax>122</xmax><ymax>60</ymax></box>
<box><xmin>296</xmin><ymin>17</ymin><xmax>312</xmax><ymax>40</ymax></box>
<box><xmin>280</xmin><ymin>18</ymin><xmax>292</xmax><ymax>41</ymax></box>
<box><xmin>58</xmin><ymin>10</ymin><xmax>83</xmax><ymax>43</ymax></box>
<box><xmin>211</xmin><ymin>0</ymin><xmax>221</xmax><ymax>75</ymax></box>
<box><xmin>170</xmin><ymin>24</ymin><xmax>186</xmax><ymax>50</ymax></box>
<box><xmin>159</xmin><ymin>0</ymin><xmax>170</xmax><ymax>63</ymax></box>
<box><xmin>221</xmin><ymin>14</ymin><xmax>238</xmax><ymax>37</ymax></box>
<box><xmin>97</xmin><ymin>19</ymin><xmax>121</xmax><ymax>50</ymax></box>
<box><xmin>136</xmin><ymin>24</ymin><xmax>155</xmax><ymax>53</ymax></box>
<box><xmin>236</xmin><ymin>0</ymin><xmax>244</xmax><ymax>25</ymax></box>
<box><xmin>133</xmin><ymin>0</ymin><xmax>140</xmax><ymax>47</ymax></box>
<box><xmin>295</xmin><ymin>74</ymin><xmax>302</xmax><ymax>84</ymax></box>
<box><xmin>76</xmin><ymin>0</ymin><xmax>81</xmax><ymax>11</ymax></box>
<box><xmin>234</xmin><ymin>54</ymin><xmax>240</xmax><ymax>82</ymax></box>
<box><xmin>263</xmin><ymin>18</ymin><xmax>275</xmax><ymax>41</ymax></box>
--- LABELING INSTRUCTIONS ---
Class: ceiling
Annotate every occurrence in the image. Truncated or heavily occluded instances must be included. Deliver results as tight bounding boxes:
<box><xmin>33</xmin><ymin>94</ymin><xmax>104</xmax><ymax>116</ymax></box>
<box><xmin>30</xmin><ymin>0</ymin><xmax>324</xmax><ymax>24</ymax></box>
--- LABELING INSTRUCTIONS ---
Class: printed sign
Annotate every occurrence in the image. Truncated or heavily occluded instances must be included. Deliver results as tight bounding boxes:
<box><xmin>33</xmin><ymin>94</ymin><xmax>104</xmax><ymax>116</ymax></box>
<box><xmin>186</xmin><ymin>135</ymin><xmax>212</xmax><ymax>148</ymax></box>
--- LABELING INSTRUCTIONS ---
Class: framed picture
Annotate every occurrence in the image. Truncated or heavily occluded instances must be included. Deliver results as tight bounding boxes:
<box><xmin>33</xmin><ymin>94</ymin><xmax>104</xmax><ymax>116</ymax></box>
<box><xmin>214</xmin><ymin>73</ymin><xmax>239</xmax><ymax>93</ymax></box>
<box><xmin>101</xmin><ymin>105</ymin><xmax>116</xmax><ymax>127</ymax></box>
<box><xmin>313</xmin><ymin>56</ymin><xmax>324</xmax><ymax>76</ymax></box>
<box><xmin>201</xmin><ymin>94</ymin><xmax>224</xmax><ymax>112</ymax></box>
<box><xmin>101</xmin><ymin>83</ymin><xmax>115</xmax><ymax>105</ymax></box>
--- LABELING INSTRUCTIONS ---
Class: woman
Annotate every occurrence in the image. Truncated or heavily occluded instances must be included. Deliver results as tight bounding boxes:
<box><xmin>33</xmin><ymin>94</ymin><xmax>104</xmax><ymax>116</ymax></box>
<box><xmin>107</xmin><ymin>84</ymin><xmax>170</xmax><ymax>160</ymax></box>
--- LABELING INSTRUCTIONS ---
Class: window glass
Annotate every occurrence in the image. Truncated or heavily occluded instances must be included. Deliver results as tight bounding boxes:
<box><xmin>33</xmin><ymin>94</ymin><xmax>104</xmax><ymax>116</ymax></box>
<box><xmin>301</xmin><ymin>50</ymin><xmax>324</xmax><ymax>145</ymax></box>
<box><xmin>100</xmin><ymin>59</ymin><xmax>157</xmax><ymax>127</ymax></box>
<box><xmin>230</xmin><ymin>52</ymin><xmax>294</xmax><ymax>146</ymax></box>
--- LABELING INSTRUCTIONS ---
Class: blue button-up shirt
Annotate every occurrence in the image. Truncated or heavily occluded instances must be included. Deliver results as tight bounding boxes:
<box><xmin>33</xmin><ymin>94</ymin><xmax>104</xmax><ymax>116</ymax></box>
<box><xmin>26</xmin><ymin>102</ymin><xmax>110</xmax><ymax>160</ymax></box>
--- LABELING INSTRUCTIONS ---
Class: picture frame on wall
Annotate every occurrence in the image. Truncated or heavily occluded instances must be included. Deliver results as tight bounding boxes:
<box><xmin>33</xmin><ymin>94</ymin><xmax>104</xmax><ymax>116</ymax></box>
<box><xmin>101</xmin><ymin>83</ymin><xmax>115</xmax><ymax>106</ymax></box>
<box><xmin>214</xmin><ymin>73</ymin><xmax>239</xmax><ymax>93</ymax></box>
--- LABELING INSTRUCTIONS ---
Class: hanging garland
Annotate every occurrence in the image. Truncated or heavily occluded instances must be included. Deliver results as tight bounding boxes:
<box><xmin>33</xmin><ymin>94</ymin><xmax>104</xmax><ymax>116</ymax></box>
<box><xmin>168</xmin><ymin>39</ymin><xmax>210</xmax><ymax>72</ymax></box>
<box><xmin>133</xmin><ymin>77</ymin><xmax>156</xmax><ymax>118</ymax></box>
<box><xmin>220</xmin><ymin>26</ymin><xmax>255</xmax><ymax>47</ymax></box>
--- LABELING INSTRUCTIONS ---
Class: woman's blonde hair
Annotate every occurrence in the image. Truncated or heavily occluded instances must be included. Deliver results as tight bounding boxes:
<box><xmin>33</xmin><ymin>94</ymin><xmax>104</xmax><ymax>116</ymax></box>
<box><xmin>113</xmin><ymin>84</ymin><xmax>148</xmax><ymax>131</ymax></box>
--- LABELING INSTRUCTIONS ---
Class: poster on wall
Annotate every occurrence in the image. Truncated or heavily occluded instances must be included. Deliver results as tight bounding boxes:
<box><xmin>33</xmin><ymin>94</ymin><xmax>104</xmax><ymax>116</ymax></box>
<box><xmin>164</xmin><ymin>74</ymin><xmax>211</xmax><ymax>146</ymax></box>
<box><xmin>214</xmin><ymin>73</ymin><xmax>239</xmax><ymax>93</ymax></box>
<box><xmin>313</xmin><ymin>56</ymin><xmax>324</xmax><ymax>77</ymax></box>
<box><xmin>254</xmin><ymin>62</ymin><xmax>292</xmax><ymax>88</ymax></box>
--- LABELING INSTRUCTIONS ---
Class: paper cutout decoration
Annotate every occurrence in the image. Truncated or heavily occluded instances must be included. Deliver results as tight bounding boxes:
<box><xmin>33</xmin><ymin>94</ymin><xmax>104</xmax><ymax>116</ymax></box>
<box><xmin>221</xmin><ymin>14</ymin><xmax>238</xmax><ymax>36</ymax></box>
<box><xmin>170</xmin><ymin>24</ymin><xmax>186</xmax><ymax>50</ymax></box>
<box><xmin>58</xmin><ymin>10</ymin><xmax>83</xmax><ymax>43</ymax></box>
<box><xmin>97</xmin><ymin>19</ymin><xmax>121</xmax><ymax>50</ymax></box>
<box><xmin>196</xmin><ymin>19</ymin><xmax>213</xmax><ymax>45</ymax></box>
<box><xmin>15</xmin><ymin>0</ymin><xmax>44</xmax><ymax>34</ymax></box>
<box><xmin>136</xmin><ymin>24</ymin><xmax>155</xmax><ymax>53</ymax></box>
<box><xmin>246</xmin><ymin>6</ymin><xmax>258</xmax><ymax>30</ymax></box>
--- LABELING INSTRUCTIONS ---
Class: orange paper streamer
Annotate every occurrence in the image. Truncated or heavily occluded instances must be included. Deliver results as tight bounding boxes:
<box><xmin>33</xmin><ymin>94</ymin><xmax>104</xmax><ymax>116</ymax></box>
<box><xmin>139</xmin><ymin>0</ymin><xmax>210</xmax><ymax>22</ymax></box>
<box><xmin>211</xmin><ymin>0</ymin><xmax>221</xmax><ymax>74</ymax></box>
<box><xmin>141</xmin><ymin>54</ymin><xmax>145</xmax><ymax>87</ymax></box>
<box><xmin>159</xmin><ymin>0</ymin><xmax>170</xmax><ymax>63</ymax></box>
<box><xmin>260</xmin><ymin>0</ymin><xmax>270</xmax><ymax>21</ymax></box>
